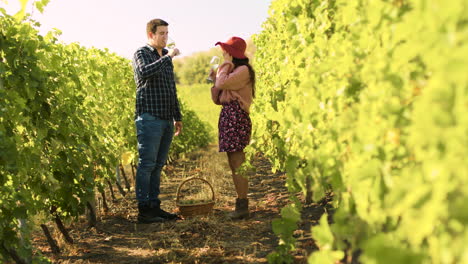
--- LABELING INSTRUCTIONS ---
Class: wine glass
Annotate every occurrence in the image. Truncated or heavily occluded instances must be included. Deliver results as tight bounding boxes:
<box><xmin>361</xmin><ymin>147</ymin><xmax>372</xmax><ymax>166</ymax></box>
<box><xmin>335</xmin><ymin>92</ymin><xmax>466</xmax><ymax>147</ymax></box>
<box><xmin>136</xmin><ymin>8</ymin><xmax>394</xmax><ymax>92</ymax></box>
<box><xmin>166</xmin><ymin>37</ymin><xmax>176</xmax><ymax>49</ymax></box>
<box><xmin>207</xmin><ymin>56</ymin><xmax>220</xmax><ymax>82</ymax></box>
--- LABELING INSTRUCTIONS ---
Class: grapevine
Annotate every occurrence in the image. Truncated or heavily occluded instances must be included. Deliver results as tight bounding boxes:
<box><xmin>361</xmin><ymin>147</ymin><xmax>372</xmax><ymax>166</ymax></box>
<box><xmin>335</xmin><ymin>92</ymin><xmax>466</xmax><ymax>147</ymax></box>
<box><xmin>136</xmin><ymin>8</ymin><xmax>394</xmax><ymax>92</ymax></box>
<box><xmin>251</xmin><ymin>0</ymin><xmax>468</xmax><ymax>263</ymax></box>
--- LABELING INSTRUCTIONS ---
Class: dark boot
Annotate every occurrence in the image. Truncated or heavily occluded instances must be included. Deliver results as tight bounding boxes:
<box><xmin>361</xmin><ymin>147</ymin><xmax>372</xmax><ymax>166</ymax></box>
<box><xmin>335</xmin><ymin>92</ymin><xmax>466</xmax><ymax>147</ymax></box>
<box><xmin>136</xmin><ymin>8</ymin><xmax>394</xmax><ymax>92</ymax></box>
<box><xmin>149</xmin><ymin>200</ymin><xmax>180</xmax><ymax>220</ymax></box>
<box><xmin>138</xmin><ymin>203</ymin><xmax>165</xmax><ymax>223</ymax></box>
<box><xmin>229</xmin><ymin>198</ymin><xmax>249</xmax><ymax>220</ymax></box>
<box><xmin>152</xmin><ymin>205</ymin><xmax>180</xmax><ymax>220</ymax></box>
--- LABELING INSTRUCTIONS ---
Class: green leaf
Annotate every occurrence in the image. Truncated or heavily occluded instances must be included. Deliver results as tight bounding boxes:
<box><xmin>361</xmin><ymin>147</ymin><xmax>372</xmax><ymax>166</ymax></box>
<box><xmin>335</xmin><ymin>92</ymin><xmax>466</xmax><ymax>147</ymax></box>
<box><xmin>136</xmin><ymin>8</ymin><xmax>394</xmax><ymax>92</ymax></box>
<box><xmin>312</xmin><ymin>213</ymin><xmax>334</xmax><ymax>250</ymax></box>
<box><xmin>280</xmin><ymin>203</ymin><xmax>301</xmax><ymax>222</ymax></box>
<box><xmin>308</xmin><ymin>250</ymin><xmax>345</xmax><ymax>264</ymax></box>
<box><xmin>361</xmin><ymin>234</ymin><xmax>425</xmax><ymax>264</ymax></box>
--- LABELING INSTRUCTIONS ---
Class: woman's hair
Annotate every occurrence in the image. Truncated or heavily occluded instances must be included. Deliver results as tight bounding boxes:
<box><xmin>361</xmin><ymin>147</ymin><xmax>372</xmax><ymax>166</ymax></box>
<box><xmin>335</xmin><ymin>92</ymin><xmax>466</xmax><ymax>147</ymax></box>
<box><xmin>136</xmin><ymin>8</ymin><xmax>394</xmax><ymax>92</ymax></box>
<box><xmin>232</xmin><ymin>57</ymin><xmax>256</xmax><ymax>98</ymax></box>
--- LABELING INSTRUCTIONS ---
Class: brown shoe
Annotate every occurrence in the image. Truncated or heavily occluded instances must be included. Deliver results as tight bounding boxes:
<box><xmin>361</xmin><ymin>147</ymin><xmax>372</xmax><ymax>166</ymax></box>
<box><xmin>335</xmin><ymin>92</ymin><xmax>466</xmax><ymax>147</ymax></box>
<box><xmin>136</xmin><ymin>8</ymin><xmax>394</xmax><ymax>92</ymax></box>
<box><xmin>229</xmin><ymin>198</ymin><xmax>250</xmax><ymax>220</ymax></box>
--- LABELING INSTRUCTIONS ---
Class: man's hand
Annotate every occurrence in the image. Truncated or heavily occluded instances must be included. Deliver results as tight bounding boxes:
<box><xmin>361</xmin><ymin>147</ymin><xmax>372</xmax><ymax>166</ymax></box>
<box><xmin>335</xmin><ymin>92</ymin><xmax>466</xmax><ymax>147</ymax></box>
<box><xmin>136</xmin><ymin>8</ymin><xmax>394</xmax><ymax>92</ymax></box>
<box><xmin>174</xmin><ymin>121</ymin><xmax>183</xmax><ymax>136</ymax></box>
<box><xmin>168</xmin><ymin>48</ymin><xmax>180</xmax><ymax>58</ymax></box>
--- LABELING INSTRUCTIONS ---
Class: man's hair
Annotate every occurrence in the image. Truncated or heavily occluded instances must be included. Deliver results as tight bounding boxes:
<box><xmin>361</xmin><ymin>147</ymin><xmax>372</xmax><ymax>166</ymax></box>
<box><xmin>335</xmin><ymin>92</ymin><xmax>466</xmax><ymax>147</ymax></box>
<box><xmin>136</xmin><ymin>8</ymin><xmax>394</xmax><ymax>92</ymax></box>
<box><xmin>146</xmin><ymin>19</ymin><xmax>169</xmax><ymax>34</ymax></box>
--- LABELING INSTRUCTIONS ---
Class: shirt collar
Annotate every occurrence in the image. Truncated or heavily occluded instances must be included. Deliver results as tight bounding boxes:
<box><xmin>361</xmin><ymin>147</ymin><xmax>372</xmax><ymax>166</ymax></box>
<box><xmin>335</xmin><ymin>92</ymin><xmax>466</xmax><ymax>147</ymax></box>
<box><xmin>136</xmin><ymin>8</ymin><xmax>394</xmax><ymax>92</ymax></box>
<box><xmin>146</xmin><ymin>44</ymin><xmax>168</xmax><ymax>56</ymax></box>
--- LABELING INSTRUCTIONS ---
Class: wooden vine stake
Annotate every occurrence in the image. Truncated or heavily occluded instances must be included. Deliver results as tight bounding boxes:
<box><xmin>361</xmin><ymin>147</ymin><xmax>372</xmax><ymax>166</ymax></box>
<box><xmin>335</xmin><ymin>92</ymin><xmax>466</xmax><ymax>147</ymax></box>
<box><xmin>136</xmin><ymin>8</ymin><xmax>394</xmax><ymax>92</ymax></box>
<box><xmin>106</xmin><ymin>179</ymin><xmax>117</xmax><ymax>202</ymax></box>
<box><xmin>86</xmin><ymin>201</ymin><xmax>97</xmax><ymax>228</ymax></box>
<box><xmin>50</xmin><ymin>206</ymin><xmax>73</xmax><ymax>245</ymax></box>
<box><xmin>40</xmin><ymin>224</ymin><xmax>60</xmax><ymax>254</ymax></box>
<box><xmin>119</xmin><ymin>163</ymin><xmax>131</xmax><ymax>192</ymax></box>
<box><xmin>54</xmin><ymin>216</ymin><xmax>73</xmax><ymax>245</ymax></box>
<box><xmin>100</xmin><ymin>190</ymin><xmax>109</xmax><ymax>213</ymax></box>
<box><xmin>131</xmin><ymin>161</ymin><xmax>136</xmax><ymax>181</ymax></box>
<box><xmin>305</xmin><ymin>176</ymin><xmax>313</xmax><ymax>205</ymax></box>
<box><xmin>115</xmin><ymin>180</ymin><xmax>127</xmax><ymax>197</ymax></box>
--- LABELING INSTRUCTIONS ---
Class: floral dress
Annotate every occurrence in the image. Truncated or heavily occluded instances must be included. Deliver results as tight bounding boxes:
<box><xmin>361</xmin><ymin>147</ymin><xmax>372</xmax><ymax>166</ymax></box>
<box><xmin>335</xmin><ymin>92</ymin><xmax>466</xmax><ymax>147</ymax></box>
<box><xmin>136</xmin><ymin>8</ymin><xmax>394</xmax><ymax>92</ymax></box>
<box><xmin>218</xmin><ymin>100</ymin><xmax>251</xmax><ymax>152</ymax></box>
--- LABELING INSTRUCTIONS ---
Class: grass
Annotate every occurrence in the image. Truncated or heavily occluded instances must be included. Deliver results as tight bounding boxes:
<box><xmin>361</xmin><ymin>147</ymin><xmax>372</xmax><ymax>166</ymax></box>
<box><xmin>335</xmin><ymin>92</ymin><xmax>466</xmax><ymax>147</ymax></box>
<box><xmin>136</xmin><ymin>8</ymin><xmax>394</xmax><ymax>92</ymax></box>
<box><xmin>177</xmin><ymin>83</ymin><xmax>221</xmax><ymax>141</ymax></box>
<box><xmin>169</xmin><ymin>144</ymin><xmax>234</xmax><ymax>207</ymax></box>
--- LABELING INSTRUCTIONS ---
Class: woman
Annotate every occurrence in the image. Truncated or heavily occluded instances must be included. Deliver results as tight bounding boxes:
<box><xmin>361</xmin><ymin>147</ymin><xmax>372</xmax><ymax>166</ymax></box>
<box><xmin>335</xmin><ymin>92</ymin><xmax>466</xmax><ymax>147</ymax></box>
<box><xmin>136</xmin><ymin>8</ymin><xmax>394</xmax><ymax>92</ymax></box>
<box><xmin>210</xmin><ymin>36</ymin><xmax>255</xmax><ymax>219</ymax></box>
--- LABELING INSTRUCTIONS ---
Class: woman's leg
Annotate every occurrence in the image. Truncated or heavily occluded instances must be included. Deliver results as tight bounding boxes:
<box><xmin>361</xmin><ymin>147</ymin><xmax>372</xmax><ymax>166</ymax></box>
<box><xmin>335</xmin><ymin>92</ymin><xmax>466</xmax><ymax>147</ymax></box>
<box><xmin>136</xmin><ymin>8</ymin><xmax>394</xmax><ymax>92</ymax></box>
<box><xmin>227</xmin><ymin>151</ymin><xmax>248</xmax><ymax>199</ymax></box>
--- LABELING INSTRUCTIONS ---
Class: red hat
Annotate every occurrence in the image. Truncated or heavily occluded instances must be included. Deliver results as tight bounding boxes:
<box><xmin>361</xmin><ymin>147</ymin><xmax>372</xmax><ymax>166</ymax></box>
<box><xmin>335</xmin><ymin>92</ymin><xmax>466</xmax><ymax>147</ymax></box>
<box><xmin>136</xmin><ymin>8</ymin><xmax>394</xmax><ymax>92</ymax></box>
<box><xmin>215</xmin><ymin>36</ymin><xmax>247</xmax><ymax>59</ymax></box>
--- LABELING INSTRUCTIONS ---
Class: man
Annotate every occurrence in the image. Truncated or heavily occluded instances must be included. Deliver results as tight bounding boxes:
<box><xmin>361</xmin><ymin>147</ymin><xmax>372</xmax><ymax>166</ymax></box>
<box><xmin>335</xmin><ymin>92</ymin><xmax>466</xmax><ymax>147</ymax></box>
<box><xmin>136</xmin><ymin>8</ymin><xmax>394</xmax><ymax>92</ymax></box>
<box><xmin>132</xmin><ymin>18</ymin><xmax>182</xmax><ymax>223</ymax></box>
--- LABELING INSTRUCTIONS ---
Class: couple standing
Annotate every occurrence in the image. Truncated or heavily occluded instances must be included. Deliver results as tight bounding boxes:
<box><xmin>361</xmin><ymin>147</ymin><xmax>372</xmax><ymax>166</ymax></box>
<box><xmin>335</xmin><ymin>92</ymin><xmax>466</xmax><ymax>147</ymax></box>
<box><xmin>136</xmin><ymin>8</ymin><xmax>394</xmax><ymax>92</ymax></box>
<box><xmin>132</xmin><ymin>18</ymin><xmax>256</xmax><ymax>223</ymax></box>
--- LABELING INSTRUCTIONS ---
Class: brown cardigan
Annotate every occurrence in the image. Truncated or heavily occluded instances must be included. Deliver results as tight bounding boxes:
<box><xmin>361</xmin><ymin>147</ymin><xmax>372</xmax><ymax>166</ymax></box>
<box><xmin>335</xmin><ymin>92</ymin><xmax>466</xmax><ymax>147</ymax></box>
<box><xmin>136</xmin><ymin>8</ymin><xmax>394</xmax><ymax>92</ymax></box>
<box><xmin>210</xmin><ymin>61</ymin><xmax>253</xmax><ymax>113</ymax></box>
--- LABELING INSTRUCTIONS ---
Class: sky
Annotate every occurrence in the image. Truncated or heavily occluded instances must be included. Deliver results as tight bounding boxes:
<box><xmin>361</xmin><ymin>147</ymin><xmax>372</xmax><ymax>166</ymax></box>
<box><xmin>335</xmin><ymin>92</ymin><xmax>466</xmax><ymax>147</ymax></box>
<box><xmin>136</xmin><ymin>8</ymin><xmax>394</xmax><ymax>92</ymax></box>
<box><xmin>2</xmin><ymin>0</ymin><xmax>272</xmax><ymax>59</ymax></box>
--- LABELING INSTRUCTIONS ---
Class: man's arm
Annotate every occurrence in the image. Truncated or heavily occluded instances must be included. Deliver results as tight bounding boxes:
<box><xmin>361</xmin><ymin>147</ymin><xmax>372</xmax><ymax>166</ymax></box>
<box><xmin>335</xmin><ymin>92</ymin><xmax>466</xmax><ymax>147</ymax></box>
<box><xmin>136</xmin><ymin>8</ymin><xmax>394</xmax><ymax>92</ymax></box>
<box><xmin>133</xmin><ymin>48</ymin><xmax>172</xmax><ymax>79</ymax></box>
<box><xmin>174</xmin><ymin>94</ymin><xmax>182</xmax><ymax>121</ymax></box>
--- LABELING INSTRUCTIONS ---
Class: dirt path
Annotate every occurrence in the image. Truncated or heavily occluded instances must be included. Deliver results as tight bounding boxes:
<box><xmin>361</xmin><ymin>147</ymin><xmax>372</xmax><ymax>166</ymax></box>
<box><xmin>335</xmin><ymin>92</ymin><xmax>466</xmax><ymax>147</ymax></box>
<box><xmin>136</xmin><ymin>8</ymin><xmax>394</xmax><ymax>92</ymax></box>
<box><xmin>33</xmin><ymin>145</ymin><xmax>326</xmax><ymax>263</ymax></box>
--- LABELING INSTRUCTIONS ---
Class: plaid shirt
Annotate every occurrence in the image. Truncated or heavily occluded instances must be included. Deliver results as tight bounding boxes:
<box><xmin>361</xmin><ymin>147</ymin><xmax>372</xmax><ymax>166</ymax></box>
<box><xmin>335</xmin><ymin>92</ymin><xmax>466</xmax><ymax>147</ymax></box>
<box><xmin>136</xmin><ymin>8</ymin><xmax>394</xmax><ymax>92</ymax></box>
<box><xmin>132</xmin><ymin>44</ymin><xmax>182</xmax><ymax>121</ymax></box>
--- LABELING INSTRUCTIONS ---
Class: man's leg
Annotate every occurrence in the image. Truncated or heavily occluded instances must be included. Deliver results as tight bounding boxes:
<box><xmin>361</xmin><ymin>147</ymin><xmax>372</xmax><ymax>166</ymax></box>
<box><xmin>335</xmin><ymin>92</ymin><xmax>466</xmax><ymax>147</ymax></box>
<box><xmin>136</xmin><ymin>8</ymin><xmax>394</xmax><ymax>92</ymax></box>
<box><xmin>148</xmin><ymin>120</ymin><xmax>179</xmax><ymax>219</ymax></box>
<box><xmin>148</xmin><ymin>120</ymin><xmax>174</xmax><ymax>205</ymax></box>
<box><xmin>135</xmin><ymin>115</ymin><xmax>165</xmax><ymax>223</ymax></box>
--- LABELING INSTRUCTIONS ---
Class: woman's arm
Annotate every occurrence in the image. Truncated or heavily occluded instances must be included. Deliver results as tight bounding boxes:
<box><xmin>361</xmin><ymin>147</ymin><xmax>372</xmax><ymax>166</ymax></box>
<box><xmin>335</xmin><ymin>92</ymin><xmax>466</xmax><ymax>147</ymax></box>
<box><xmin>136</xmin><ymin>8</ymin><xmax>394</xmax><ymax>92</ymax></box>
<box><xmin>215</xmin><ymin>62</ymin><xmax>249</xmax><ymax>91</ymax></box>
<box><xmin>211</xmin><ymin>86</ymin><xmax>222</xmax><ymax>105</ymax></box>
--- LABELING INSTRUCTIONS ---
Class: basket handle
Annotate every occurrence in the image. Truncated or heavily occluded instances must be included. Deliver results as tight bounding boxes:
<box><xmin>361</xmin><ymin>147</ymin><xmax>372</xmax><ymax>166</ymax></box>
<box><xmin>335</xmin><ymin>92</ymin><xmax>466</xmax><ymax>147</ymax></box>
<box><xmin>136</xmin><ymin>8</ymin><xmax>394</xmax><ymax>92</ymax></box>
<box><xmin>176</xmin><ymin>177</ymin><xmax>215</xmax><ymax>203</ymax></box>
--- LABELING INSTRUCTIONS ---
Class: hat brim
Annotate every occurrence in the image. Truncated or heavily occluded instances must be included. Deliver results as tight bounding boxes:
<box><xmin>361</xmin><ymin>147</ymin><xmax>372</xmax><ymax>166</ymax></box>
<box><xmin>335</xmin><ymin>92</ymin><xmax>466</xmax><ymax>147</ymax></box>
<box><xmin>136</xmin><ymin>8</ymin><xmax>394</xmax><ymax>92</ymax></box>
<box><xmin>215</xmin><ymin>42</ymin><xmax>247</xmax><ymax>59</ymax></box>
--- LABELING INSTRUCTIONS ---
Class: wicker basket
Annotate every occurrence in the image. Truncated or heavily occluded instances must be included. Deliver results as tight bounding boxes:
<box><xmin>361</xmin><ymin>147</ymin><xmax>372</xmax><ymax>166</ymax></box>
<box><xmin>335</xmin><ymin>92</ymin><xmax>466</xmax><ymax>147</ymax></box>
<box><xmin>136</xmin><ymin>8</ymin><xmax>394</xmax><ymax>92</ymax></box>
<box><xmin>176</xmin><ymin>177</ymin><xmax>215</xmax><ymax>218</ymax></box>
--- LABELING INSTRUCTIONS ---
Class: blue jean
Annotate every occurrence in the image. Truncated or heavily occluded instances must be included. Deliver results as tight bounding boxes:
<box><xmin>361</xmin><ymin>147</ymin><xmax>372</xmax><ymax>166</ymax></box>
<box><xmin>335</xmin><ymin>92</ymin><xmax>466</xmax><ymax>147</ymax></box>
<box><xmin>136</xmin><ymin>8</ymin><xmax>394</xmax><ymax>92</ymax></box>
<box><xmin>135</xmin><ymin>113</ymin><xmax>174</xmax><ymax>206</ymax></box>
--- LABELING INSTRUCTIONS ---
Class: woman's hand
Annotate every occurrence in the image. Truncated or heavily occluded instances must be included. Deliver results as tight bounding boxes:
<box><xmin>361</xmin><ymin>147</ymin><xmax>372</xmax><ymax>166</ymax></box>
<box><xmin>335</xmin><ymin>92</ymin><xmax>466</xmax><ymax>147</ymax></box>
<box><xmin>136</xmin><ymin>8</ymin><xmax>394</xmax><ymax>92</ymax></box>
<box><xmin>223</xmin><ymin>50</ymin><xmax>232</xmax><ymax>62</ymax></box>
<box><xmin>209</xmin><ymin>69</ymin><xmax>216</xmax><ymax>82</ymax></box>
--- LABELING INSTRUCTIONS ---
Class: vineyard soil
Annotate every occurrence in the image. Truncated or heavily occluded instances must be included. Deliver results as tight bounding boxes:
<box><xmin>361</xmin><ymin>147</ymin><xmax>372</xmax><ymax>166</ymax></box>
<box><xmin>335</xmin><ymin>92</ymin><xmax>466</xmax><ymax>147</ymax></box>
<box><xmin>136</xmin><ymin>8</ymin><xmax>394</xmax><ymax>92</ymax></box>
<box><xmin>31</xmin><ymin>145</ymin><xmax>329</xmax><ymax>264</ymax></box>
